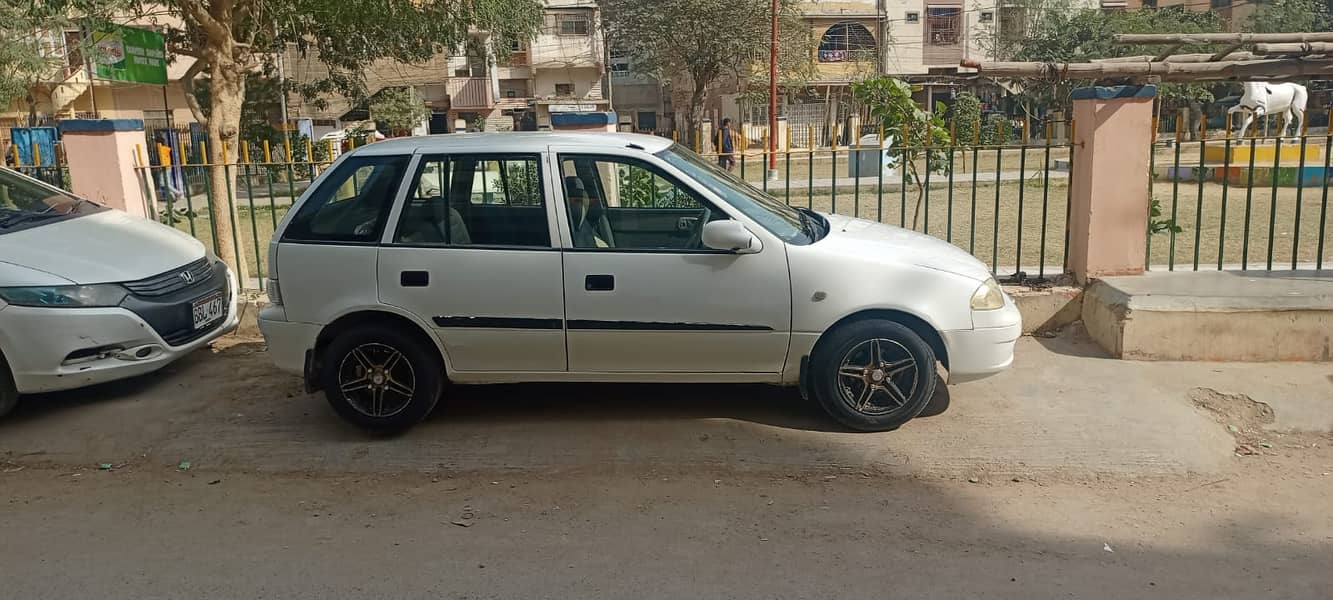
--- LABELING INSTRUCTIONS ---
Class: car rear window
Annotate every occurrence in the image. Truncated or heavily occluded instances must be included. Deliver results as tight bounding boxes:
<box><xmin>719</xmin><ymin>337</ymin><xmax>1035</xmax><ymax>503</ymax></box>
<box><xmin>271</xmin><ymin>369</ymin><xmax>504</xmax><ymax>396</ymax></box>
<box><xmin>282</xmin><ymin>155</ymin><xmax>410</xmax><ymax>243</ymax></box>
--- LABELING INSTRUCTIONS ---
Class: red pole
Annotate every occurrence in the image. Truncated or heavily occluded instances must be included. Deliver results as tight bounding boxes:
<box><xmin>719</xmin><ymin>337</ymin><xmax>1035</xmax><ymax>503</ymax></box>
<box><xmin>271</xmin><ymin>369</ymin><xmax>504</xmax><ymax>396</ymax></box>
<box><xmin>768</xmin><ymin>0</ymin><xmax>778</xmax><ymax>175</ymax></box>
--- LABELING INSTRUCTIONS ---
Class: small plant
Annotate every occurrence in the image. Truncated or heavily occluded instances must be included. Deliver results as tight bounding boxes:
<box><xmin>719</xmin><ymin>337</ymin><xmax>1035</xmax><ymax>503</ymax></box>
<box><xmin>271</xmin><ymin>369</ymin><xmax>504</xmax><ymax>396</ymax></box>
<box><xmin>1149</xmin><ymin>198</ymin><xmax>1182</xmax><ymax>235</ymax></box>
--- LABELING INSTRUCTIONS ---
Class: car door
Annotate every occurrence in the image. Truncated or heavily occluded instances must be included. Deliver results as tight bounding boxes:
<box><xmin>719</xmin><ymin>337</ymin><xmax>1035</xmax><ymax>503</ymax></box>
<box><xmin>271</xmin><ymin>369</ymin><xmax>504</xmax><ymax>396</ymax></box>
<box><xmin>550</xmin><ymin>147</ymin><xmax>792</xmax><ymax>374</ymax></box>
<box><xmin>378</xmin><ymin>152</ymin><xmax>566</xmax><ymax>373</ymax></box>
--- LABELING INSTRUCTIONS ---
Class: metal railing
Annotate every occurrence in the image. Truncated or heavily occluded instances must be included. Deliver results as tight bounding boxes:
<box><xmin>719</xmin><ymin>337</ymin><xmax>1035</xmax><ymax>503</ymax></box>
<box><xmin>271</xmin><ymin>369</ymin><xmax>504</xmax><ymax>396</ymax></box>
<box><xmin>132</xmin><ymin>138</ymin><xmax>341</xmax><ymax>290</ymax></box>
<box><xmin>687</xmin><ymin>119</ymin><xmax>1073</xmax><ymax>282</ymax></box>
<box><xmin>1151</xmin><ymin>109</ymin><xmax>1333</xmax><ymax>271</ymax></box>
<box><xmin>6</xmin><ymin>143</ymin><xmax>70</xmax><ymax>190</ymax></box>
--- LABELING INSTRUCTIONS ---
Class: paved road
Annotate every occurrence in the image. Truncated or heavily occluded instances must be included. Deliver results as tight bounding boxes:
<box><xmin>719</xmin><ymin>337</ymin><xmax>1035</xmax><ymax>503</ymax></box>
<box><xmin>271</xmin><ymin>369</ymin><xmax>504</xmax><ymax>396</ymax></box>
<box><xmin>2</xmin><ymin>329</ymin><xmax>1331</xmax><ymax>598</ymax></box>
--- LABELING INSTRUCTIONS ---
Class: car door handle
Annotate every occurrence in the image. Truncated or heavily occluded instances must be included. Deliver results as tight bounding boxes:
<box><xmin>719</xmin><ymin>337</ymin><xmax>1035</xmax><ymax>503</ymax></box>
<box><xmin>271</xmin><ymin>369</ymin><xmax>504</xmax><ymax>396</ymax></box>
<box><xmin>400</xmin><ymin>271</ymin><xmax>429</xmax><ymax>287</ymax></box>
<box><xmin>585</xmin><ymin>274</ymin><xmax>614</xmax><ymax>291</ymax></box>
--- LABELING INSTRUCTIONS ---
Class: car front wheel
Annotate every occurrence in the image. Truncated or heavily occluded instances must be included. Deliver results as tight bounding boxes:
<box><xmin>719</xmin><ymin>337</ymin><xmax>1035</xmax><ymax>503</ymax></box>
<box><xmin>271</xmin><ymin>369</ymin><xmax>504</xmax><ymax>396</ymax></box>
<box><xmin>810</xmin><ymin>320</ymin><xmax>938</xmax><ymax>432</ymax></box>
<box><xmin>319</xmin><ymin>325</ymin><xmax>443</xmax><ymax>433</ymax></box>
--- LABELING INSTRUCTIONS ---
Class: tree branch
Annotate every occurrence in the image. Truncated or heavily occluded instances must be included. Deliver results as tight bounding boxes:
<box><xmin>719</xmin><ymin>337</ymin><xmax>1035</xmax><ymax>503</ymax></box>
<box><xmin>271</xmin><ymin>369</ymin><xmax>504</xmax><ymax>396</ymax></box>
<box><xmin>177</xmin><ymin>0</ymin><xmax>229</xmax><ymax>43</ymax></box>
<box><xmin>180</xmin><ymin>58</ymin><xmax>210</xmax><ymax>126</ymax></box>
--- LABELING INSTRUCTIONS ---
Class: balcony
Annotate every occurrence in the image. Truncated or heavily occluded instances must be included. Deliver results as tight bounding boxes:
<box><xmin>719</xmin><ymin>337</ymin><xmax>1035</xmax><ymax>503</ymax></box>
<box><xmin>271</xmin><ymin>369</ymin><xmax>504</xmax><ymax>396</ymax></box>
<box><xmin>447</xmin><ymin>77</ymin><xmax>493</xmax><ymax>110</ymax></box>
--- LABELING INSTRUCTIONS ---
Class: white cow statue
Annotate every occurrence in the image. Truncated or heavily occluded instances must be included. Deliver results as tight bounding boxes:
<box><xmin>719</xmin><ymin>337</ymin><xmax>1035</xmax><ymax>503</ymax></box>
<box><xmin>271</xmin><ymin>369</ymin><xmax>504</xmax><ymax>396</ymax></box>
<box><xmin>1228</xmin><ymin>82</ymin><xmax>1308</xmax><ymax>138</ymax></box>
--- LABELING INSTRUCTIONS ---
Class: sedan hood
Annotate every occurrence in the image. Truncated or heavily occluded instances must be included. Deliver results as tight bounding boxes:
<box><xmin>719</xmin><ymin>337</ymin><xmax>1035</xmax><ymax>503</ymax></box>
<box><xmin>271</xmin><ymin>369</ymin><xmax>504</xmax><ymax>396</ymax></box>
<box><xmin>0</xmin><ymin>210</ymin><xmax>205</xmax><ymax>284</ymax></box>
<box><xmin>819</xmin><ymin>213</ymin><xmax>993</xmax><ymax>282</ymax></box>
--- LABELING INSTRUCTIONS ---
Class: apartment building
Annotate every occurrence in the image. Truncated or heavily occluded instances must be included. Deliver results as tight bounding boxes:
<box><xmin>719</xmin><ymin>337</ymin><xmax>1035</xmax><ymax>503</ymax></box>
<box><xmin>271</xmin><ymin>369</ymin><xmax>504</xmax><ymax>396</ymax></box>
<box><xmin>284</xmin><ymin>0</ymin><xmax>611</xmax><ymax>135</ymax></box>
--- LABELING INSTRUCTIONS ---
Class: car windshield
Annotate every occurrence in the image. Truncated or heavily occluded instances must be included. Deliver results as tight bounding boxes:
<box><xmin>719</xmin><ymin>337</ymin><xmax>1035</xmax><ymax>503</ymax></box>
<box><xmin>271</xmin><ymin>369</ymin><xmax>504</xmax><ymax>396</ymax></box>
<box><xmin>656</xmin><ymin>144</ymin><xmax>823</xmax><ymax>245</ymax></box>
<box><xmin>0</xmin><ymin>167</ymin><xmax>101</xmax><ymax>234</ymax></box>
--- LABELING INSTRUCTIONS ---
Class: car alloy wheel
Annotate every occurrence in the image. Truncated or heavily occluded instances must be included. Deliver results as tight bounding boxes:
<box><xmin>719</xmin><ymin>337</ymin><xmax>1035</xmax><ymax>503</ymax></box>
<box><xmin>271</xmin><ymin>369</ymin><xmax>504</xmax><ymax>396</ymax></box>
<box><xmin>835</xmin><ymin>338</ymin><xmax>919</xmax><ymax>416</ymax></box>
<box><xmin>337</xmin><ymin>342</ymin><xmax>417</xmax><ymax>419</ymax></box>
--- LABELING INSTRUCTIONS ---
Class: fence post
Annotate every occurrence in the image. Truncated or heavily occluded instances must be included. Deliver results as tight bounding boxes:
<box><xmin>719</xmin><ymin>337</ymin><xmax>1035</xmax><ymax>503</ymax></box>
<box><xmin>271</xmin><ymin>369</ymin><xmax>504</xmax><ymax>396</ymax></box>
<box><xmin>56</xmin><ymin>118</ymin><xmax>151</xmax><ymax>219</ymax></box>
<box><xmin>1066</xmin><ymin>85</ymin><xmax>1156</xmax><ymax>283</ymax></box>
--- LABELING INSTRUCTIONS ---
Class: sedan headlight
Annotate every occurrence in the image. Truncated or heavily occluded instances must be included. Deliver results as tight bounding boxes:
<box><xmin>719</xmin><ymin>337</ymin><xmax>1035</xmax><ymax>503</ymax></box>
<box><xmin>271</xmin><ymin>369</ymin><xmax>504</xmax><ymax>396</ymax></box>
<box><xmin>969</xmin><ymin>278</ymin><xmax>1006</xmax><ymax>311</ymax></box>
<box><xmin>0</xmin><ymin>284</ymin><xmax>128</xmax><ymax>308</ymax></box>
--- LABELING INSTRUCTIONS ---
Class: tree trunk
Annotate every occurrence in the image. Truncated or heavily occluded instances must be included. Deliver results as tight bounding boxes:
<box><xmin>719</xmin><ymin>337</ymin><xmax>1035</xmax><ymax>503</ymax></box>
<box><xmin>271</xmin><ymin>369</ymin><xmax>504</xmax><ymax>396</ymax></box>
<box><xmin>204</xmin><ymin>48</ymin><xmax>250</xmax><ymax>282</ymax></box>
<box><xmin>686</xmin><ymin>82</ymin><xmax>707</xmax><ymax>152</ymax></box>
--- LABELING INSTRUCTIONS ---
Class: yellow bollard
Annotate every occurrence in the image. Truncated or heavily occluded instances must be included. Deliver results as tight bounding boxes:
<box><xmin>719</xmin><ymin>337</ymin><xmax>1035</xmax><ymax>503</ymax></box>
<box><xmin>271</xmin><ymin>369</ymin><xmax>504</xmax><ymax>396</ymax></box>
<box><xmin>284</xmin><ymin>140</ymin><xmax>292</xmax><ymax>162</ymax></box>
<box><xmin>200</xmin><ymin>140</ymin><xmax>208</xmax><ymax>164</ymax></box>
<box><xmin>306</xmin><ymin>138</ymin><xmax>314</xmax><ymax>163</ymax></box>
<box><xmin>326</xmin><ymin>139</ymin><xmax>334</xmax><ymax>158</ymax></box>
<box><xmin>222</xmin><ymin>141</ymin><xmax>229</xmax><ymax>164</ymax></box>
<box><xmin>263</xmin><ymin>140</ymin><xmax>272</xmax><ymax>163</ymax></box>
<box><xmin>1175</xmin><ymin>110</ymin><xmax>1184</xmax><ymax>143</ymax></box>
<box><xmin>243</xmin><ymin>141</ymin><xmax>251</xmax><ymax>164</ymax></box>
<box><xmin>135</xmin><ymin>144</ymin><xmax>145</xmax><ymax>167</ymax></box>
<box><xmin>31</xmin><ymin>143</ymin><xmax>40</xmax><ymax>167</ymax></box>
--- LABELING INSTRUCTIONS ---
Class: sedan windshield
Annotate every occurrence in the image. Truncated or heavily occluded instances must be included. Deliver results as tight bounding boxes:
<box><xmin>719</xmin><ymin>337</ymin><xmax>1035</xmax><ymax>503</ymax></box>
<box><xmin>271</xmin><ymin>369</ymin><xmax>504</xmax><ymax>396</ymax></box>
<box><xmin>657</xmin><ymin>144</ymin><xmax>823</xmax><ymax>245</ymax></box>
<box><xmin>0</xmin><ymin>168</ymin><xmax>102</xmax><ymax>234</ymax></box>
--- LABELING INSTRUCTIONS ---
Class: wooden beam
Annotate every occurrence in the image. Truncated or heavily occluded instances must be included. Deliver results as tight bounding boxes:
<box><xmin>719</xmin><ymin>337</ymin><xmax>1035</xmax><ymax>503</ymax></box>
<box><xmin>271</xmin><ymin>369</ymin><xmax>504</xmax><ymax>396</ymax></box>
<box><xmin>1094</xmin><ymin>52</ymin><xmax>1260</xmax><ymax>63</ymax></box>
<box><xmin>961</xmin><ymin>58</ymin><xmax>1333</xmax><ymax>82</ymax></box>
<box><xmin>1114</xmin><ymin>32</ymin><xmax>1333</xmax><ymax>45</ymax></box>
<box><xmin>1210</xmin><ymin>43</ymin><xmax>1244</xmax><ymax>61</ymax></box>
<box><xmin>1254</xmin><ymin>42</ymin><xmax>1333</xmax><ymax>55</ymax></box>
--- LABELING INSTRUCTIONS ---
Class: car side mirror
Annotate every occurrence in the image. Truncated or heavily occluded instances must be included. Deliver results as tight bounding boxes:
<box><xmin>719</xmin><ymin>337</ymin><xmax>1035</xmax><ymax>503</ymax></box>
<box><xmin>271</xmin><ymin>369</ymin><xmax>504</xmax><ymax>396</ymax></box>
<box><xmin>702</xmin><ymin>220</ymin><xmax>761</xmax><ymax>254</ymax></box>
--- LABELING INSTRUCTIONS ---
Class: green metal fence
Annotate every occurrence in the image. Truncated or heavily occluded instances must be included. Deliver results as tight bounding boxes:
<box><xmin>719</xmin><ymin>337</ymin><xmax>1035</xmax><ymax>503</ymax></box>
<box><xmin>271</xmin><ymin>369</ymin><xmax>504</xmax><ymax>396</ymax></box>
<box><xmin>1150</xmin><ymin>109</ymin><xmax>1333</xmax><ymax>271</ymax></box>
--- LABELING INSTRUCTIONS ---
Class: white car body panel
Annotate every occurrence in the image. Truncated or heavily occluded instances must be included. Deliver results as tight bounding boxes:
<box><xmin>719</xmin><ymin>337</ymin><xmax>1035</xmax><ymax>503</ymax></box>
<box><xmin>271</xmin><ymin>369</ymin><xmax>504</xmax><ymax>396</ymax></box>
<box><xmin>0</xmin><ymin>168</ymin><xmax>239</xmax><ymax>395</ymax></box>
<box><xmin>257</xmin><ymin>132</ymin><xmax>1020</xmax><ymax>388</ymax></box>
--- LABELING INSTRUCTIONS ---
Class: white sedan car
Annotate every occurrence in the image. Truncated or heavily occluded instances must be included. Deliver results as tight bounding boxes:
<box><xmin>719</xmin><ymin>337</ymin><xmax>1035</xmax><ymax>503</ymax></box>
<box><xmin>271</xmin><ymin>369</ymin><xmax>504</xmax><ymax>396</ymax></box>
<box><xmin>259</xmin><ymin>132</ymin><xmax>1020</xmax><ymax>432</ymax></box>
<box><xmin>0</xmin><ymin>168</ymin><xmax>239</xmax><ymax>417</ymax></box>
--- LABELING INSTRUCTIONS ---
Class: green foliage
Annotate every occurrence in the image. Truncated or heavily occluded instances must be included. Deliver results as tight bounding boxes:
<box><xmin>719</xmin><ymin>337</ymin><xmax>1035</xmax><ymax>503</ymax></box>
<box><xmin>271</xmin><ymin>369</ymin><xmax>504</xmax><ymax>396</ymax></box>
<box><xmin>616</xmin><ymin>165</ymin><xmax>695</xmax><ymax>208</ymax></box>
<box><xmin>194</xmin><ymin>70</ymin><xmax>286</xmax><ymax>145</ymax></box>
<box><xmin>602</xmin><ymin>0</ymin><xmax>812</xmax><ymax>133</ymax></box>
<box><xmin>0</xmin><ymin>4</ymin><xmax>66</xmax><ymax>113</ymax></box>
<box><xmin>500</xmin><ymin>161</ymin><xmax>542</xmax><ymax>206</ymax></box>
<box><xmin>370</xmin><ymin>87</ymin><xmax>429</xmax><ymax>134</ymax></box>
<box><xmin>1246</xmin><ymin>0</ymin><xmax>1333</xmax><ymax>32</ymax></box>
<box><xmin>951</xmin><ymin>93</ymin><xmax>983</xmax><ymax>147</ymax></box>
<box><xmin>983</xmin><ymin>2</ymin><xmax>1225</xmax><ymax>110</ymax></box>
<box><xmin>1149</xmin><ymin>198</ymin><xmax>1181</xmax><ymax>236</ymax></box>
<box><xmin>851</xmin><ymin>77</ymin><xmax>952</xmax><ymax>227</ymax></box>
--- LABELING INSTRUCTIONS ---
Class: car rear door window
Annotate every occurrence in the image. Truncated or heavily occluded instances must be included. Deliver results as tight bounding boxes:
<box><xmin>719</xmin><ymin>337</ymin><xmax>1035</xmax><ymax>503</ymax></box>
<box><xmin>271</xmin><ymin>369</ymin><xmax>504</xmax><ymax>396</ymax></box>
<box><xmin>394</xmin><ymin>154</ymin><xmax>549</xmax><ymax>248</ymax></box>
<box><xmin>283</xmin><ymin>154</ymin><xmax>410</xmax><ymax>243</ymax></box>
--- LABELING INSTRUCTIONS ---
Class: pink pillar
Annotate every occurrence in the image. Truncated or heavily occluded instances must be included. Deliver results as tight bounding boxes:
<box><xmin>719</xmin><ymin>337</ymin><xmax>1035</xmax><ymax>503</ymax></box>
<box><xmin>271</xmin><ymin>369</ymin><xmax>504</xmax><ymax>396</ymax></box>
<box><xmin>58</xmin><ymin>119</ymin><xmax>150</xmax><ymax>219</ymax></box>
<box><xmin>1068</xmin><ymin>86</ymin><xmax>1156</xmax><ymax>283</ymax></box>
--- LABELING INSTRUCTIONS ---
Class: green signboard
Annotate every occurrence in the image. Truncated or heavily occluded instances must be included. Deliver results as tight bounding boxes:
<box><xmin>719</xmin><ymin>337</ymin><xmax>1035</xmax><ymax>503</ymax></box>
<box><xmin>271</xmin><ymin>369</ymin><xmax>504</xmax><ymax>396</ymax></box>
<box><xmin>90</xmin><ymin>25</ymin><xmax>168</xmax><ymax>85</ymax></box>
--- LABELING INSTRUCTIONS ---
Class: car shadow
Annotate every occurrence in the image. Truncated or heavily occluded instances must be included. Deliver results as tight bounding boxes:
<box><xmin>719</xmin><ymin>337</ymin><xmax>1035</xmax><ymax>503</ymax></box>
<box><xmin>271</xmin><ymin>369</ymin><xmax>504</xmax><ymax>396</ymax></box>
<box><xmin>429</xmin><ymin>374</ymin><xmax>952</xmax><ymax>434</ymax></box>
<box><xmin>1032</xmin><ymin>323</ymin><xmax>1114</xmax><ymax>359</ymax></box>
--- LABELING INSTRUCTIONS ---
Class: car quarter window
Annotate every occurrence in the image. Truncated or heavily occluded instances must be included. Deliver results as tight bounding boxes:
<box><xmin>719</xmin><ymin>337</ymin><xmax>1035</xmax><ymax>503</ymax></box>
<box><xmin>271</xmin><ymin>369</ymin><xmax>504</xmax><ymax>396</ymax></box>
<box><xmin>283</xmin><ymin>154</ymin><xmax>410</xmax><ymax>243</ymax></box>
<box><xmin>394</xmin><ymin>154</ymin><xmax>550</xmax><ymax>248</ymax></box>
<box><xmin>558</xmin><ymin>154</ymin><xmax>726</xmax><ymax>251</ymax></box>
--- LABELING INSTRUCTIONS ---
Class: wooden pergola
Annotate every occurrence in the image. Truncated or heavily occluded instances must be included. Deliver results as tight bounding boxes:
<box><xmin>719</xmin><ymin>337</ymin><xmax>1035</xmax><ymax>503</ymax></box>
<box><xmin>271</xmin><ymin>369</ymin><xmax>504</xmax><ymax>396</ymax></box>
<box><xmin>961</xmin><ymin>32</ymin><xmax>1333</xmax><ymax>82</ymax></box>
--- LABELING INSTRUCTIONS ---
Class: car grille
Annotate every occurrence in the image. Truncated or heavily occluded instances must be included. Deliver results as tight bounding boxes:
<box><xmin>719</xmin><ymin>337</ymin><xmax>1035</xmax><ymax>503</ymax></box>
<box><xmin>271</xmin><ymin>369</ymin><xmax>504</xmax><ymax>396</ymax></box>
<box><xmin>123</xmin><ymin>258</ymin><xmax>215</xmax><ymax>298</ymax></box>
<box><xmin>161</xmin><ymin>309</ymin><xmax>228</xmax><ymax>346</ymax></box>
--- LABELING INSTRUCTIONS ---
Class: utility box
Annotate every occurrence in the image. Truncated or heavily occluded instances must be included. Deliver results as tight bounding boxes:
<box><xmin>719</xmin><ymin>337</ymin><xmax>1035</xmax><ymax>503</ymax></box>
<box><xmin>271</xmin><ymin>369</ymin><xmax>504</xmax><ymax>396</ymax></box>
<box><xmin>849</xmin><ymin>133</ymin><xmax>898</xmax><ymax>178</ymax></box>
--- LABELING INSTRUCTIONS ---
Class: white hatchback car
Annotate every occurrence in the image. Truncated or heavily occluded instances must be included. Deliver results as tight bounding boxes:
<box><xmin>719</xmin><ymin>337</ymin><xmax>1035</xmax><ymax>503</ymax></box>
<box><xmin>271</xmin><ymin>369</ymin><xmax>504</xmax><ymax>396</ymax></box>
<box><xmin>0</xmin><ymin>167</ymin><xmax>239</xmax><ymax>417</ymax></box>
<box><xmin>259</xmin><ymin>132</ymin><xmax>1020</xmax><ymax>432</ymax></box>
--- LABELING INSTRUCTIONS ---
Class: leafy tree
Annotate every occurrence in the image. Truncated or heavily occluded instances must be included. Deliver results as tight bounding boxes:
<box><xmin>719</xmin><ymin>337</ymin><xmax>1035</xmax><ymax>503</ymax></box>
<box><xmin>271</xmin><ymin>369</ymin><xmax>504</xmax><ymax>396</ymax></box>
<box><xmin>50</xmin><ymin>0</ymin><xmax>543</xmax><ymax>276</ymax></box>
<box><xmin>370</xmin><ymin>86</ymin><xmax>429</xmax><ymax>135</ymax></box>
<box><xmin>851</xmin><ymin>77</ymin><xmax>951</xmax><ymax>229</ymax></box>
<box><xmin>1246</xmin><ymin>0</ymin><xmax>1332</xmax><ymax>33</ymax></box>
<box><xmin>601</xmin><ymin>0</ymin><xmax>812</xmax><ymax>142</ymax></box>
<box><xmin>978</xmin><ymin>2</ymin><xmax>1225</xmax><ymax>138</ymax></box>
<box><xmin>0</xmin><ymin>3</ymin><xmax>69</xmax><ymax>122</ymax></box>
<box><xmin>951</xmin><ymin>92</ymin><xmax>983</xmax><ymax>147</ymax></box>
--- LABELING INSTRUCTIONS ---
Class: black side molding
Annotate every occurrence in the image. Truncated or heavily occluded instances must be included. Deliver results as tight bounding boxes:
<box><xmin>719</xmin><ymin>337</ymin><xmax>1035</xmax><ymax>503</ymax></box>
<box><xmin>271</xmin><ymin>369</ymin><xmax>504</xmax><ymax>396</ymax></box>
<box><xmin>566</xmin><ymin>320</ymin><xmax>773</xmax><ymax>331</ymax></box>
<box><xmin>433</xmin><ymin>316</ymin><xmax>563</xmax><ymax>330</ymax></box>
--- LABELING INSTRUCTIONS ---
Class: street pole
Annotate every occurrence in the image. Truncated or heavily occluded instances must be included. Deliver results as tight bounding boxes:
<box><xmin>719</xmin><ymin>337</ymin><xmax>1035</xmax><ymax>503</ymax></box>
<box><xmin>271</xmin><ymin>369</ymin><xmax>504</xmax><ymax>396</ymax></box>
<box><xmin>767</xmin><ymin>0</ymin><xmax>778</xmax><ymax>180</ymax></box>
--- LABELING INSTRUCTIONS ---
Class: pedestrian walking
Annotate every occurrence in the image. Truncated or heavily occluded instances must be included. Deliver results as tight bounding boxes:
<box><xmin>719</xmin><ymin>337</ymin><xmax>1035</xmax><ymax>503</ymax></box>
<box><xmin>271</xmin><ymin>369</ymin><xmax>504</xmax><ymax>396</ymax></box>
<box><xmin>717</xmin><ymin>118</ymin><xmax>736</xmax><ymax>171</ymax></box>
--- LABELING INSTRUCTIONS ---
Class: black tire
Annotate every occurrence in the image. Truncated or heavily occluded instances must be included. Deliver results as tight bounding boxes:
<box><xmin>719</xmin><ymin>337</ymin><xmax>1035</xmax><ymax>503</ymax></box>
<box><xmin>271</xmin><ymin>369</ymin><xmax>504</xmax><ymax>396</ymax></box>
<box><xmin>809</xmin><ymin>319</ymin><xmax>938</xmax><ymax>432</ymax></box>
<box><xmin>0</xmin><ymin>352</ymin><xmax>16</xmax><ymax>420</ymax></box>
<box><xmin>319</xmin><ymin>324</ymin><xmax>444</xmax><ymax>433</ymax></box>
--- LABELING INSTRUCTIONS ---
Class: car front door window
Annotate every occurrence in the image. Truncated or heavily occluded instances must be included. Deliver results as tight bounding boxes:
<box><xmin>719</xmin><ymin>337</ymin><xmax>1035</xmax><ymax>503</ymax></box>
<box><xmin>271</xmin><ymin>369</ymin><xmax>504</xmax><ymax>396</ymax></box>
<box><xmin>559</xmin><ymin>155</ymin><xmax>723</xmax><ymax>251</ymax></box>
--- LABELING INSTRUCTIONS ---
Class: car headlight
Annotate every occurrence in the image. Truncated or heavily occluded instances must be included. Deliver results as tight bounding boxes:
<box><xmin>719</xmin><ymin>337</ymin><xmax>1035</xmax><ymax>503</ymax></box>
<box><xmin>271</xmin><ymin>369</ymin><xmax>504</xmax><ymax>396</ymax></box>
<box><xmin>0</xmin><ymin>284</ymin><xmax>128</xmax><ymax>308</ymax></box>
<box><xmin>969</xmin><ymin>278</ymin><xmax>1006</xmax><ymax>311</ymax></box>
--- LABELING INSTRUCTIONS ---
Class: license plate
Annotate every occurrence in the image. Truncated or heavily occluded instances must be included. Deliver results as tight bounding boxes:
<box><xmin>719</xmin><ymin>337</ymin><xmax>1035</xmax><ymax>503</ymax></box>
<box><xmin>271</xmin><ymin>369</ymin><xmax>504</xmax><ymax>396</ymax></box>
<box><xmin>191</xmin><ymin>292</ymin><xmax>226</xmax><ymax>330</ymax></box>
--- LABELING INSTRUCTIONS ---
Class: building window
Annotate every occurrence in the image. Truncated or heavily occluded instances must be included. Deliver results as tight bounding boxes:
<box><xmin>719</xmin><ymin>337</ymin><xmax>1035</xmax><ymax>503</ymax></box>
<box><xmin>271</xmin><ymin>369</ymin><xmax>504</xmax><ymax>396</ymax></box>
<box><xmin>817</xmin><ymin>21</ymin><xmax>877</xmax><ymax>63</ymax></box>
<box><xmin>555</xmin><ymin>12</ymin><xmax>590</xmax><ymax>35</ymax></box>
<box><xmin>926</xmin><ymin>7</ymin><xmax>961</xmax><ymax>45</ymax></box>
<box><xmin>1000</xmin><ymin>6</ymin><xmax>1027</xmax><ymax>41</ymax></box>
<box><xmin>555</xmin><ymin>83</ymin><xmax>575</xmax><ymax>97</ymax></box>
<box><xmin>979</xmin><ymin>11</ymin><xmax>994</xmax><ymax>22</ymax></box>
<box><xmin>905</xmin><ymin>12</ymin><xmax>920</xmax><ymax>23</ymax></box>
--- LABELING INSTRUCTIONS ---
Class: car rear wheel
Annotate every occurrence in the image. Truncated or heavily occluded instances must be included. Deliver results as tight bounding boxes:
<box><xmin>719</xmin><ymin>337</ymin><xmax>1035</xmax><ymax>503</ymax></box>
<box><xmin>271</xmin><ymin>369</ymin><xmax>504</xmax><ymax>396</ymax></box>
<box><xmin>0</xmin><ymin>353</ymin><xmax>17</xmax><ymax>419</ymax></box>
<box><xmin>319</xmin><ymin>325</ymin><xmax>443</xmax><ymax>433</ymax></box>
<box><xmin>810</xmin><ymin>319</ymin><xmax>937</xmax><ymax>432</ymax></box>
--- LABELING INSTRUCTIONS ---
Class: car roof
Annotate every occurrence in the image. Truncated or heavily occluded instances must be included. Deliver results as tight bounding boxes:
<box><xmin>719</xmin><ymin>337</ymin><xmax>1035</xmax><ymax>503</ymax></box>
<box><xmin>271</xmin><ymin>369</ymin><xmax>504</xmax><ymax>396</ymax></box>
<box><xmin>346</xmin><ymin>131</ymin><xmax>676</xmax><ymax>157</ymax></box>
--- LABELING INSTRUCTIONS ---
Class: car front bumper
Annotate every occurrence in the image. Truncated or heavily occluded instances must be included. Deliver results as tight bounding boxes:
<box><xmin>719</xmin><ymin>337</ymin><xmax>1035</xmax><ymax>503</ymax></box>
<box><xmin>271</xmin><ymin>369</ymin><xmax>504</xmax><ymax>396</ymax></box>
<box><xmin>0</xmin><ymin>269</ymin><xmax>239</xmax><ymax>394</ymax></box>
<box><xmin>941</xmin><ymin>300</ymin><xmax>1022</xmax><ymax>384</ymax></box>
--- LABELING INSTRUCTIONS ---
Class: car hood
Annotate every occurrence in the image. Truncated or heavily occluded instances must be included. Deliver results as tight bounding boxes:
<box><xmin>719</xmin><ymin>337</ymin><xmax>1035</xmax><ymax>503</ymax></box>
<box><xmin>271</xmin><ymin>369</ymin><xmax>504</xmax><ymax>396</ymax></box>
<box><xmin>818</xmin><ymin>213</ymin><xmax>993</xmax><ymax>282</ymax></box>
<box><xmin>0</xmin><ymin>210</ymin><xmax>206</xmax><ymax>285</ymax></box>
